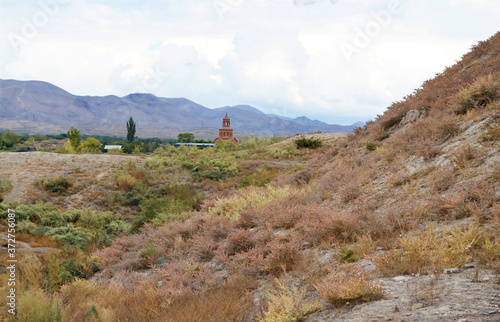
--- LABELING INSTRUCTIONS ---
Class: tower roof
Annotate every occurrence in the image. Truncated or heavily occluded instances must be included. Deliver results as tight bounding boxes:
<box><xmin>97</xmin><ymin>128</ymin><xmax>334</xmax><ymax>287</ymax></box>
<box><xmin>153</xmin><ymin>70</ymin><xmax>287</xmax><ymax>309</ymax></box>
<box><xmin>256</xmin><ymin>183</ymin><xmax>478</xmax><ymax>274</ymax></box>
<box><xmin>223</xmin><ymin>113</ymin><xmax>230</xmax><ymax>120</ymax></box>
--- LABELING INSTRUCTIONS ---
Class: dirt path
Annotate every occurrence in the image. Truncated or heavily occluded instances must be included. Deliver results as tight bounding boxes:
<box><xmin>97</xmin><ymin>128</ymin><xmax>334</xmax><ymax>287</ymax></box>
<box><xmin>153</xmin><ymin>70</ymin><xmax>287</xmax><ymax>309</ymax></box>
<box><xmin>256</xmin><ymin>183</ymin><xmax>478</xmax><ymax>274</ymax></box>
<box><xmin>0</xmin><ymin>152</ymin><xmax>144</xmax><ymax>202</ymax></box>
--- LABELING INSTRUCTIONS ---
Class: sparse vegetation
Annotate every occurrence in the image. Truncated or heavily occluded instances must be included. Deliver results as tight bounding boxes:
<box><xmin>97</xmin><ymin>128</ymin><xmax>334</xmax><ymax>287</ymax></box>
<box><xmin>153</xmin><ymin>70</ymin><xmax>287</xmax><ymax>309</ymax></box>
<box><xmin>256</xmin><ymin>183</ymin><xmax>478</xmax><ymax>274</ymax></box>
<box><xmin>259</xmin><ymin>278</ymin><xmax>322</xmax><ymax>322</ymax></box>
<box><xmin>1</xmin><ymin>32</ymin><xmax>499</xmax><ymax>321</ymax></box>
<box><xmin>314</xmin><ymin>264</ymin><xmax>383</xmax><ymax>306</ymax></box>
<box><xmin>293</xmin><ymin>135</ymin><xmax>322</xmax><ymax>149</ymax></box>
<box><xmin>457</xmin><ymin>74</ymin><xmax>499</xmax><ymax>114</ymax></box>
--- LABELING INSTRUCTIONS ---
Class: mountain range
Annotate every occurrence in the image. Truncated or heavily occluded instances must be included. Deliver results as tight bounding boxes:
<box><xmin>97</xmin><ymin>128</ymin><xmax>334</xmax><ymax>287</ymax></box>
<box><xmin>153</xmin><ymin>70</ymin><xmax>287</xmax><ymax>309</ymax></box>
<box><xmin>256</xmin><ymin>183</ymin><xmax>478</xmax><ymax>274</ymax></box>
<box><xmin>0</xmin><ymin>79</ymin><xmax>362</xmax><ymax>139</ymax></box>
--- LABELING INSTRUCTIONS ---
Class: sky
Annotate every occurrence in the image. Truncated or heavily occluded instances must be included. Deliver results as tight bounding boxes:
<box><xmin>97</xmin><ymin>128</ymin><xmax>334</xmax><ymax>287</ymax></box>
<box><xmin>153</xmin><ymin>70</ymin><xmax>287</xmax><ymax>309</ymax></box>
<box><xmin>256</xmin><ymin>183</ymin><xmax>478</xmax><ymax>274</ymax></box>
<box><xmin>0</xmin><ymin>0</ymin><xmax>499</xmax><ymax>124</ymax></box>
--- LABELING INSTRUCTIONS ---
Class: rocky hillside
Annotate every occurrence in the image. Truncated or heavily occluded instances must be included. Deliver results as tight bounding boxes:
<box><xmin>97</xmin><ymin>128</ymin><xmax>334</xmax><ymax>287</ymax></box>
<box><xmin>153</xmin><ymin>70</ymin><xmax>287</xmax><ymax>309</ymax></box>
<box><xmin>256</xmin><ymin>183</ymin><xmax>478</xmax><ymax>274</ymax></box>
<box><xmin>93</xmin><ymin>32</ymin><xmax>500</xmax><ymax>320</ymax></box>
<box><xmin>0</xmin><ymin>79</ymin><xmax>360</xmax><ymax>138</ymax></box>
<box><xmin>0</xmin><ymin>32</ymin><xmax>499</xmax><ymax>321</ymax></box>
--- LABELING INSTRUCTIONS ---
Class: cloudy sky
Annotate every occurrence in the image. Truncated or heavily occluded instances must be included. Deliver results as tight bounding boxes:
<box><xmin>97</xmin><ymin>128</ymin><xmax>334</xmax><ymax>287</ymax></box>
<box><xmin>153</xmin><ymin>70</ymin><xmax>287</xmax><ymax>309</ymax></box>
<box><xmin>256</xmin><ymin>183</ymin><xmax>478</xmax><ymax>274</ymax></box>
<box><xmin>0</xmin><ymin>0</ymin><xmax>499</xmax><ymax>124</ymax></box>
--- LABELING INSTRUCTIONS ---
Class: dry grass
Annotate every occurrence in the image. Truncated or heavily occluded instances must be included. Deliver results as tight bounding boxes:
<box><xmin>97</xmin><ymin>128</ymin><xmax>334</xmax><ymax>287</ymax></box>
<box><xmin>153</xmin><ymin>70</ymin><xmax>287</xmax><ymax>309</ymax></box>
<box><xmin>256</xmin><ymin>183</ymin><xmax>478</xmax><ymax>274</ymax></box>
<box><xmin>16</xmin><ymin>232</ymin><xmax>60</xmax><ymax>248</ymax></box>
<box><xmin>370</xmin><ymin>222</ymin><xmax>491</xmax><ymax>276</ymax></box>
<box><xmin>314</xmin><ymin>263</ymin><xmax>383</xmax><ymax>306</ymax></box>
<box><xmin>115</xmin><ymin>174</ymin><xmax>139</xmax><ymax>191</ymax></box>
<box><xmin>259</xmin><ymin>277</ymin><xmax>322</xmax><ymax>322</ymax></box>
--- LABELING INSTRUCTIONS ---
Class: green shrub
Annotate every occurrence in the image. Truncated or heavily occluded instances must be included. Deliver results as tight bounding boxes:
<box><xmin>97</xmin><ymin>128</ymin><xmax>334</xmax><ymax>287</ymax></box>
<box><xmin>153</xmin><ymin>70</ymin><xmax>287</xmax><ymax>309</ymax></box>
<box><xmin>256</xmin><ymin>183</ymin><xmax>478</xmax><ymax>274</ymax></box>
<box><xmin>293</xmin><ymin>136</ymin><xmax>322</xmax><ymax>149</ymax></box>
<box><xmin>116</xmin><ymin>174</ymin><xmax>139</xmax><ymax>191</ymax></box>
<box><xmin>80</xmin><ymin>137</ymin><xmax>102</xmax><ymax>154</ymax></box>
<box><xmin>365</xmin><ymin>142</ymin><xmax>378</xmax><ymax>151</ymax></box>
<box><xmin>41</xmin><ymin>210</ymin><xmax>79</xmax><ymax>227</ymax></box>
<box><xmin>0</xmin><ymin>131</ymin><xmax>20</xmax><ymax>148</ymax></box>
<box><xmin>39</xmin><ymin>177</ymin><xmax>70</xmax><ymax>193</ymax></box>
<box><xmin>0</xmin><ymin>178</ymin><xmax>12</xmax><ymax>193</ymax></box>
<box><xmin>339</xmin><ymin>245</ymin><xmax>361</xmax><ymax>263</ymax></box>
<box><xmin>18</xmin><ymin>290</ymin><xmax>63</xmax><ymax>321</ymax></box>
<box><xmin>45</xmin><ymin>226</ymin><xmax>91</xmax><ymax>249</ymax></box>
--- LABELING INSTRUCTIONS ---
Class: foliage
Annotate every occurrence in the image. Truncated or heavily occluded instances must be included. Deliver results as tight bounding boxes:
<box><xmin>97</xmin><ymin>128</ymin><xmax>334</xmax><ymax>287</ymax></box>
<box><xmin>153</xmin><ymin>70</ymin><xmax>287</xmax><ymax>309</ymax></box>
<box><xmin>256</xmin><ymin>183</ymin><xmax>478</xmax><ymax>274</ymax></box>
<box><xmin>116</xmin><ymin>174</ymin><xmax>139</xmax><ymax>191</ymax></box>
<box><xmin>259</xmin><ymin>278</ymin><xmax>322</xmax><ymax>322</ymax></box>
<box><xmin>339</xmin><ymin>245</ymin><xmax>361</xmax><ymax>263</ymax></box>
<box><xmin>17</xmin><ymin>289</ymin><xmax>63</xmax><ymax>321</ymax></box>
<box><xmin>370</xmin><ymin>223</ymin><xmax>487</xmax><ymax>276</ymax></box>
<box><xmin>67</xmin><ymin>127</ymin><xmax>82</xmax><ymax>151</ymax></box>
<box><xmin>215</xmin><ymin>140</ymin><xmax>237</xmax><ymax>151</ymax></box>
<box><xmin>30</xmin><ymin>134</ymin><xmax>49</xmax><ymax>141</ymax></box>
<box><xmin>314</xmin><ymin>264</ymin><xmax>383</xmax><ymax>306</ymax></box>
<box><xmin>177</xmin><ymin>133</ymin><xmax>195</xmax><ymax>143</ymax></box>
<box><xmin>293</xmin><ymin>135</ymin><xmax>322</xmax><ymax>149</ymax></box>
<box><xmin>457</xmin><ymin>74</ymin><xmax>499</xmax><ymax>114</ymax></box>
<box><xmin>0</xmin><ymin>131</ymin><xmax>20</xmax><ymax>148</ymax></box>
<box><xmin>0</xmin><ymin>178</ymin><xmax>12</xmax><ymax>194</ymax></box>
<box><xmin>127</xmin><ymin>116</ymin><xmax>137</xmax><ymax>143</ymax></box>
<box><xmin>207</xmin><ymin>185</ymin><xmax>298</xmax><ymax>220</ymax></box>
<box><xmin>1</xmin><ymin>203</ymin><xmax>129</xmax><ymax>249</ymax></box>
<box><xmin>80</xmin><ymin>137</ymin><xmax>102</xmax><ymax>154</ymax></box>
<box><xmin>365</xmin><ymin>142</ymin><xmax>378</xmax><ymax>151</ymax></box>
<box><xmin>36</xmin><ymin>176</ymin><xmax>70</xmax><ymax>194</ymax></box>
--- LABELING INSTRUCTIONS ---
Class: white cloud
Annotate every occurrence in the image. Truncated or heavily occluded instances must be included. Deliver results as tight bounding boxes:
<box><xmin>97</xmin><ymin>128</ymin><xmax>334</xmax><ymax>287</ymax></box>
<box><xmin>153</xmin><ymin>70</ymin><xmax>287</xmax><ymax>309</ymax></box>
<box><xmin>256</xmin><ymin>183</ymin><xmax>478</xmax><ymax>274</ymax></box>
<box><xmin>0</xmin><ymin>0</ymin><xmax>499</xmax><ymax>124</ymax></box>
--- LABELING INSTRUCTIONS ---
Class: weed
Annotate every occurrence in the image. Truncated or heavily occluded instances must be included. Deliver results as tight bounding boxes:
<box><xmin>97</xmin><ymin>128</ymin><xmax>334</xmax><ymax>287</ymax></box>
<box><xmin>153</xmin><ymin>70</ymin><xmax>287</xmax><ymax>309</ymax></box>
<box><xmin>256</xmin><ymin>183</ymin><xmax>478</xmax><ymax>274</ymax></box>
<box><xmin>339</xmin><ymin>245</ymin><xmax>361</xmax><ymax>263</ymax></box>
<box><xmin>314</xmin><ymin>263</ymin><xmax>383</xmax><ymax>306</ymax></box>
<box><xmin>259</xmin><ymin>278</ymin><xmax>322</xmax><ymax>322</ymax></box>
<box><xmin>116</xmin><ymin>174</ymin><xmax>139</xmax><ymax>191</ymax></box>
<box><xmin>457</xmin><ymin>74</ymin><xmax>499</xmax><ymax>114</ymax></box>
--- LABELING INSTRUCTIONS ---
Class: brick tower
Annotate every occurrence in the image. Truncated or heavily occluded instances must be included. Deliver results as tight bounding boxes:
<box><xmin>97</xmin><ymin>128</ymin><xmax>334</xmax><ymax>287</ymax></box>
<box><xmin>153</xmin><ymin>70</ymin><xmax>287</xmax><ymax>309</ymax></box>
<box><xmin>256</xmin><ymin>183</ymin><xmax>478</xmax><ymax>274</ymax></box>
<box><xmin>214</xmin><ymin>114</ymin><xmax>238</xmax><ymax>144</ymax></box>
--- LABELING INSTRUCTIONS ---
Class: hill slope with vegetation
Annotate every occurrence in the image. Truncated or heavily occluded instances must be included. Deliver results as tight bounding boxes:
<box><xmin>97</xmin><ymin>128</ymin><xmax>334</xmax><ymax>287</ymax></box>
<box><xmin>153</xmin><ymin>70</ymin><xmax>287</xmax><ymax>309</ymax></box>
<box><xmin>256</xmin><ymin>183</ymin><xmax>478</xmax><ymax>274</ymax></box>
<box><xmin>0</xmin><ymin>32</ymin><xmax>499</xmax><ymax>321</ymax></box>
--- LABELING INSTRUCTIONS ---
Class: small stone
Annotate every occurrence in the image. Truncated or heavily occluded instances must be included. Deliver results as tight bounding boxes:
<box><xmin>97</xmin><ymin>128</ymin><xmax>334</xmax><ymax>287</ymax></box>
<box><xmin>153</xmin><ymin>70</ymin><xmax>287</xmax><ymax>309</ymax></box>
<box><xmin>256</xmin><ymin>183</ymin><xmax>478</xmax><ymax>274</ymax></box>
<box><xmin>393</xmin><ymin>276</ymin><xmax>407</xmax><ymax>282</ymax></box>
<box><xmin>412</xmin><ymin>303</ymin><xmax>423</xmax><ymax>310</ymax></box>
<box><xmin>463</xmin><ymin>263</ymin><xmax>475</xmax><ymax>269</ymax></box>
<box><xmin>444</xmin><ymin>268</ymin><xmax>461</xmax><ymax>274</ymax></box>
<box><xmin>488</xmin><ymin>310</ymin><xmax>499</xmax><ymax>315</ymax></box>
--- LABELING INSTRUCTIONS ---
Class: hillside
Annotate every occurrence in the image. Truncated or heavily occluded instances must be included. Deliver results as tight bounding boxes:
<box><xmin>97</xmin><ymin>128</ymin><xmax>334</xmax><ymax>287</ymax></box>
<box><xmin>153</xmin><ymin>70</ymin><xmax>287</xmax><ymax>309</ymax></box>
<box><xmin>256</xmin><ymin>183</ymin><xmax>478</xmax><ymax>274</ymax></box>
<box><xmin>0</xmin><ymin>32</ymin><xmax>499</xmax><ymax>321</ymax></box>
<box><xmin>0</xmin><ymin>79</ymin><xmax>360</xmax><ymax>138</ymax></box>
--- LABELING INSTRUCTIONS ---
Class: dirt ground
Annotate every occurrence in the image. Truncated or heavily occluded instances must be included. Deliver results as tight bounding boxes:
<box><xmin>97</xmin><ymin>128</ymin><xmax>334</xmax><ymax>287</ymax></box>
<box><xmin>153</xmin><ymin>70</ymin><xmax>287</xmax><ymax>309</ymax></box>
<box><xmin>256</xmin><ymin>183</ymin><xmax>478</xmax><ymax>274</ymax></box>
<box><xmin>0</xmin><ymin>151</ymin><xmax>144</xmax><ymax>202</ymax></box>
<box><xmin>307</xmin><ymin>265</ymin><xmax>500</xmax><ymax>321</ymax></box>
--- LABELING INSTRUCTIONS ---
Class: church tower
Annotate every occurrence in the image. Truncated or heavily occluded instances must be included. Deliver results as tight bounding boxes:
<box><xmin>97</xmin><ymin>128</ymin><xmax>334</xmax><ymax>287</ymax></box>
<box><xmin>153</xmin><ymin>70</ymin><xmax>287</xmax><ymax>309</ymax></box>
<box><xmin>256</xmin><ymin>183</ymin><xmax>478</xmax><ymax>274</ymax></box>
<box><xmin>214</xmin><ymin>114</ymin><xmax>238</xmax><ymax>144</ymax></box>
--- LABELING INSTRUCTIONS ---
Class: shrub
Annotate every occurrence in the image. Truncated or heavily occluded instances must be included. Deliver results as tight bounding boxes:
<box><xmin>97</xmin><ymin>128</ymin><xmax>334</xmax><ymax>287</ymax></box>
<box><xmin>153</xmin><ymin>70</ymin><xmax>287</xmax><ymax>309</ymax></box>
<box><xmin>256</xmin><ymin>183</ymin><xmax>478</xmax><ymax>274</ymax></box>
<box><xmin>370</xmin><ymin>223</ymin><xmax>484</xmax><ymax>276</ymax></box>
<box><xmin>116</xmin><ymin>174</ymin><xmax>139</xmax><ymax>191</ymax></box>
<box><xmin>293</xmin><ymin>135</ymin><xmax>322</xmax><ymax>149</ymax></box>
<box><xmin>314</xmin><ymin>264</ymin><xmax>383</xmax><ymax>306</ymax></box>
<box><xmin>140</xmin><ymin>242</ymin><xmax>159</xmax><ymax>267</ymax></box>
<box><xmin>45</xmin><ymin>226</ymin><xmax>91</xmax><ymax>249</ymax></box>
<box><xmin>40</xmin><ymin>177</ymin><xmax>70</xmax><ymax>193</ymax></box>
<box><xmin>207</xmin><ymin>185</ymin><xmax>298</xmax><ymax>221</ymax></box>
<box><xmin>339</xmin><ymin>245</ymin><xmax>361</xmax><ymax>263</ymax></box>
<box><xmin>457</xmin><ymin>74</ymin><xmax>499</xmax><ymax>114</ymax></box>
<box><xmin>0</xmin><ymin>131</ymin><xmax>20</xmax><ymax>148</ymax></box>
<box><xmin>259</xmin><ymin>278</ymin><xmax>322</xmax><ymax>322</ymax></box>
<box><xmin>0</xmin><ymin>178</ymin><xmax>12</xmax><ymax>193</ymax></box>
<box><xmin>17</xmin><ymin>289</ymin><xmax>63</xmax><ymax>321</ymax></box>
<box><xmin>365</xmin><ymin>142</ymin><xmax>378</xmax><ymax>151</ymax></box>
<box><xmin>80</xmin><ymin>137</ymin><xmax>102</xmax><ymax>154</ymax></box>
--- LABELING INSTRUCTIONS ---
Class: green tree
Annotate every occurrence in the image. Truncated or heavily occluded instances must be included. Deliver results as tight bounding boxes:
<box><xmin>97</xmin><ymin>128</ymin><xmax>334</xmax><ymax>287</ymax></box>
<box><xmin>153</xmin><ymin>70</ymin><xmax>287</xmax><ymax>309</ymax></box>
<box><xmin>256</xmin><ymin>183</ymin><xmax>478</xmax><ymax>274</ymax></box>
<box><xmin>80</xmin><ymin>137</ymin><xmax>102</xmax><ymax>154</ymax></box>
<box><xmin>177</xmin><ymin>133</ymin><xmax>195</xmax><ymax>143</ymax></box>
<box><xmin>67</xmin><ymin>127</ymin><xmax>82</xmax><ymax>150</ymax></box>
<box><xmin>126</xmin><ymin>117</ymin><xmax>136</xmax><ymax>143</ymax></box>
<box><xmin>0</xmin><ymin>131</ymin><xmax>20</xmax><ymax>148</ymax></box>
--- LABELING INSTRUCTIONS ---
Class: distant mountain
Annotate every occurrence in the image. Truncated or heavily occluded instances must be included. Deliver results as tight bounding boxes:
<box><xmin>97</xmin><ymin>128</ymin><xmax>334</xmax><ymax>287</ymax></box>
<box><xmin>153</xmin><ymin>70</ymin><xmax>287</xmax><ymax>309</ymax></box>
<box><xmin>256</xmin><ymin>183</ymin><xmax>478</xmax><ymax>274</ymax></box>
<box><xmin>0</xmin><ymin>79</ymin><xmax>363</xmax><ymax>138</ymax></box>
